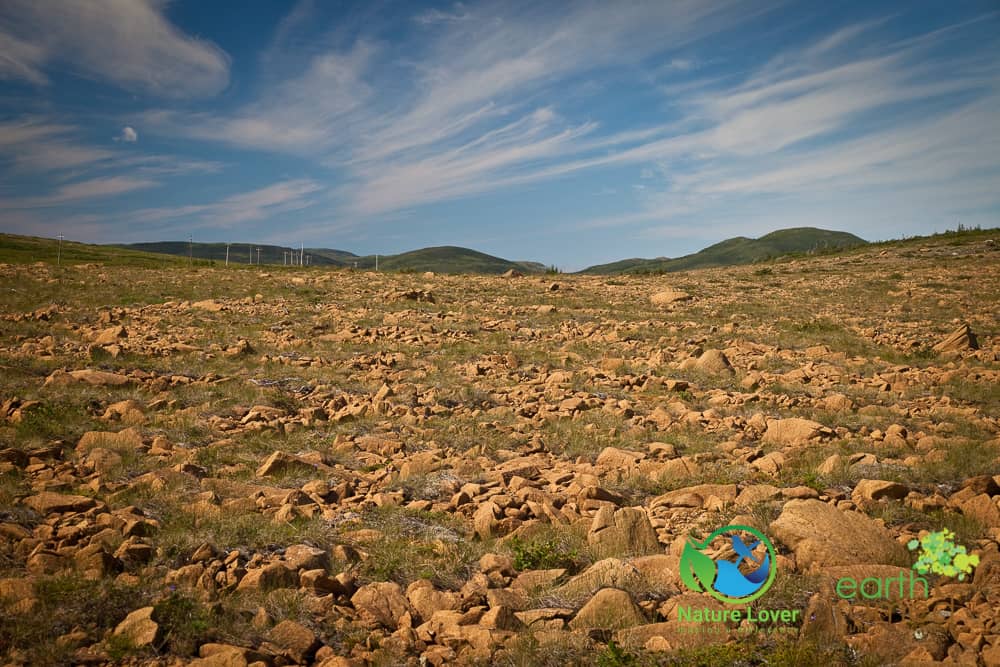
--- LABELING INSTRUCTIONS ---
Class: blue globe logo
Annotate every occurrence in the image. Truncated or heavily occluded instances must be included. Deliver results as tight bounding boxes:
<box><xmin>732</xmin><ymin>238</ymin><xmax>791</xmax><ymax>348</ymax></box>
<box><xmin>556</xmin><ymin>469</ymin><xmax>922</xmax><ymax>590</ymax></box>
<box><xmin>680</xmin><ymin>524</ymin><xmax>776</xmax><ymax>604</ymax></box>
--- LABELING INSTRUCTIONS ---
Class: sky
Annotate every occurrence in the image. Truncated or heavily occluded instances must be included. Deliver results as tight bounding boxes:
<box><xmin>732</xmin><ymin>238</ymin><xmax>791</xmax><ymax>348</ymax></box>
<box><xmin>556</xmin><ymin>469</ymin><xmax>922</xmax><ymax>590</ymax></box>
<box><xmin>0</xmin><ymin>1</ymin><xmax>998</xmax><ymax>270</ymax></box>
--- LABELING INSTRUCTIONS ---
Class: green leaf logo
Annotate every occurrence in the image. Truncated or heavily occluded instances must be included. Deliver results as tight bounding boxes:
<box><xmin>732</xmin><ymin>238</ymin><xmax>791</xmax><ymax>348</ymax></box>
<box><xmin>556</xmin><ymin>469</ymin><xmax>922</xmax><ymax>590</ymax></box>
<box><xmin>678</xmin><ymin>524</ymin><xmax>777</xmax><ymax>605</ymax></box>
<box><xmin>680</xmin><ymin>540</ymin><xmax>717</xmax><ymax>593</ymax></box>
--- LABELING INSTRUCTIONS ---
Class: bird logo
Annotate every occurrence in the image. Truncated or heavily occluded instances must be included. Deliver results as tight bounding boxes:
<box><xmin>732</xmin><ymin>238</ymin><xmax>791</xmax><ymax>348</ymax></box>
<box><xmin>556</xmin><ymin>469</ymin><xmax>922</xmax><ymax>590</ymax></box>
<box><xmin>680</xmin><ymin>524</ymin><xmax>777</xmax><ymax>604</ymax></box>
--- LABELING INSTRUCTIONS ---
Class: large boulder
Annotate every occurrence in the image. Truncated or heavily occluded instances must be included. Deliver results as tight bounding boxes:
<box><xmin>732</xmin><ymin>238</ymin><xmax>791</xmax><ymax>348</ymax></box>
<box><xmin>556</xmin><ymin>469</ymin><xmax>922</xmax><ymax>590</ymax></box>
<box><xmin>554</xmin><ymin>558</ymin><xmax>643</xmax><ymax>599</ymax></box>
<box><xmin>113</xmin><ymin>607</ymin><xmax>160</xmax><ymax>647</ymax></box>
<box><xmin>235</xmin><ymin>563</ymin><xmax>296</xmax><ymax>592</ymax></box>
<box><xmin>650</xmin><ymin>290</ymin><xmax>692</xmax><ymax>306</ymax></box>
<box><xmin>407</xmin><ymin>579</ymin><xmax>460</xmax><ymax>622</ymax></box>
<box><xmin>587</xmin><ymin>506</ymin><xmax>661</xmax><ymax>559</ymax></box>
<box><xmin>851</xmin><ymin>479</ymin><xmax>908</xmax><ymax>505</ymax></box>
<box><xmin>77</xmin><ymin>428</ymin><xmax>144</xmax><ymax>454</ymax></box>
<box><xmin>693</xmin><ymin>349</ymin><xmax>734</xmax><ymax>375</ymax></box>
<box><xmin>650</xmin><ymin>484</ymin><xmax>738</xmax><ymax>510</ymax></box>
<box><xmin>762</xmin><ymin>418</ymin><xmax>827</xmax><ymax>446</ymax></box>
<box><xmin>256</xmin><ymin>451</ymin><xmax>316</xmax><ymax>478</ymax></box>
<box><xmin>769</xmin><ymin>499</ymin><xmax>908</xmax><ymax>569</ymax></box>
<box><xmin>23</xmin><ymin>492</ymin><xmax>99</xmax><ymax>515</ymax></box>
<box><xmin>351</xmin><ymin>582</ymin><xmax>412</xmax><ymax>629</ymax></box>
<box><xmin>932</xmin><ymin>323</ymin><xmax>978</xmax><ymax>354</ymax></box>
<box><xmin>268</xmin><ymin>620</ymin><xmax>320</xmax><ymax>664</ymax></box>
<box><xmin>45</xmin><ymin>369</ymin><xmax>132</xmax><ymax>387</ymax></box>
<box><xmin>93</xmin><ymin>325</ymin><xmax>127</xmax><ymax>346</ymax></box>
<box><xmin>569</xmin><ymin>588</ymin><xmax>645</xmax><ymax>630</ymax></box>
<box><xmin>473</xmin><ymin>501</ymin><xmax>501</xmax><ymax>539</ymax></box>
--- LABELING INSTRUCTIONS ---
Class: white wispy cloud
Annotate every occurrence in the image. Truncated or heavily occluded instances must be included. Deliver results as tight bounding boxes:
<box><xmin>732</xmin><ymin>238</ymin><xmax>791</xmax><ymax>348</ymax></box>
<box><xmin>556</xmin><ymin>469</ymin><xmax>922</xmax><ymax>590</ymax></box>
<box><xmin>130</xmin><ymin>3</ymin><xmax>999</xmax><ymax>244</ymax></box>
<box><xmin>0</xmin><ymin>210</ymin><xmax>110</xmax><ymax>240</ymax></box>
<box><xmin>0</xmin><ymin>0</ymin><xmax>229</xmax><ymax>97</ymax></box>
<box><xmin>0</xmin><ymin>118</ymin><xmax>114</xmax><ymax>171</ymax></box>
<box><xmin>117</xmin><ymin>155</ymin><xmax>225</xmax><ymax>177</ymax></box>
<box><xmin>128</xmin><ymin>179</ymin><xmax>324</xmax><ymax>229</ymax></box>
<box><xmin>0</xmin><ymin>176</ymin><xmax>158</xmax><ymax>209</ymax></box>
<box><xmin>0</xmin><ymin>118</ymin><xmax>221</xmax><ymax>181</ymax></box>
<box><xmin>414</xmin><ymin>4</ymin><xmax>471</xmax><ymax>25</ymax></box>
<box><xmin>372</xmin><ymin>8</ymin><xmax>996</xmax><ymax>222</ymax></box>
<box><xmin>351</xmin><ymin>115</ymin><xmax>598</xmax><ymax>214</ymax></box>
<box><xmin>0</xmin><ymin>28</ymin><xmax>48</xmax><ymax>85</ymax></box>
<box><xmin>592</xmin><ymin>25</ymin><xmax>999</xmax><ymax>233</ymax></box>
<box><xmin>143</xmin><ymin>40</ymin><xmax>374</xmax><ymax>154</ymax></box>
<box><xmin>664</xmin><ymin>58</ymin><xmax>697</xmax><ymax>72</ymax></box>
<box><xmin>141</xmin><ymin>1</ymin><xmax>777</xmax><ymax>215</ymax></box>
<box><xmin>352</xmin><ymin>1</ymin><xmax>763</xmax><ymax>166</ymax></box>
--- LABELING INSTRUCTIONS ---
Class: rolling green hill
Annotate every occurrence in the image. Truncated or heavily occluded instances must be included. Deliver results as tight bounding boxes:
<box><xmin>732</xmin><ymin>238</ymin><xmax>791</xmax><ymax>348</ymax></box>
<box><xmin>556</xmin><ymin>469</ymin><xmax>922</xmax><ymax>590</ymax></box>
<box><xmin>579</xmin><ymin>227</ymin><xmax>868</xmax><ymax>274</ymax></box>
<box><xmin>0</xmin><ymin>234</ymin><xmax>189</xmax><ymax>267</ymax></box>
<box><xmin>4</xmin><ymin>227</ymin><xmax>996</xmax><ymax>274</ymax></box>
<box><xmin>579</xmin><ymin>257</ymin><xmax>670</xmax><ymax>274</ymax></box>
<box><xmin>120</xmin><ymin>242</ymin><xmax>354</xmax><ymax>266</ymax></box>
<box><xmin>117</xmin><ymin>241</ymin><xmax>542</xmax><ymax>274</ymax></box>
<box><xmin>350</xmin><ymin>246</ymin><xmax>540</xmax><ymax>274</ymax></box>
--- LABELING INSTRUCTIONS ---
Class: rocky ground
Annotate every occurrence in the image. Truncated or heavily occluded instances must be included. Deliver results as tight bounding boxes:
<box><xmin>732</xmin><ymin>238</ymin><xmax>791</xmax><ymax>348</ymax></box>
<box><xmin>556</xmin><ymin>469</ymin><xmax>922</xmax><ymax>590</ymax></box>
<box><xmin>1</xmin><ymin>231</ymin><xmax>998</xmax><ymax>666</ymax></box>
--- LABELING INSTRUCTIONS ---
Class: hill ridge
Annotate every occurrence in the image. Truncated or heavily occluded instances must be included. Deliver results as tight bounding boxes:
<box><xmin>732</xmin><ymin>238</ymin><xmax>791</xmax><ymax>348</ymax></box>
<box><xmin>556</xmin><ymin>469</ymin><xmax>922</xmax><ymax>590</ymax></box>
<box><xmin>578</xmin><ymin>227</ymin><xmax>868</xmax><ymax>274</ymax></box>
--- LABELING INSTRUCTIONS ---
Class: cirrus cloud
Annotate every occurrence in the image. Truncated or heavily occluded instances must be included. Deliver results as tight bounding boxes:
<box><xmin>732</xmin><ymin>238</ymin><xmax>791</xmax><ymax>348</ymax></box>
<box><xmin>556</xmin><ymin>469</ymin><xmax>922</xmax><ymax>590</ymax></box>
<box><xmin>0</xmin><ymin>0</ymin><xmax>230</xmax><ymax>97</ymax></box>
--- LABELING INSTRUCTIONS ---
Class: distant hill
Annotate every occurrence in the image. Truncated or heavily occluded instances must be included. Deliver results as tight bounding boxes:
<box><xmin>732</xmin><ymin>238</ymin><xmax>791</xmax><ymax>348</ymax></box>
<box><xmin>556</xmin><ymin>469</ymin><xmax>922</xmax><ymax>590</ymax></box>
<box><xmin>120</xmin><ymin>242</ymin><xmax>355</xmax><ymax>266</ymax></box>
<box><xmin>579</xmin><ymin>257</ymin><xmax>670</xmax><ymax>274</ymax></box>
<box><xmin>3</xmin><ymin>227</ymin><xmax>996</xmax><ymax>273</ymax></box>
<box><xmin>578</xmin><ymin>227</ymin><xmax>868</xmax><ymax>274</ymax></box>
<box><xmin>116</xmin><ymin>241</ymin><xmax>542</xmax><ymax>274</ymax></box>
<box><xmin>0</xmin><ymin>234</ymin><xmax>188</xmax><ymax>267</ymax></box>
<box><xmin>353</xmin><ymin>246</ymin><xmax>539</xmax><ymax>274</ymax></box>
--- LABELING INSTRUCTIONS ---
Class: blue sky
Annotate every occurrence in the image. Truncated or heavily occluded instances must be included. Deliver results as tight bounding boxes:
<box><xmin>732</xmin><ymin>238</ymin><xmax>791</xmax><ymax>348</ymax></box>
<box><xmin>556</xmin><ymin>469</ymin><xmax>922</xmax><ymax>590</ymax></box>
<box><xmin>1</xmin><ymin>1</ymin><xmax>998</xmax><ymax>270</ymax></box>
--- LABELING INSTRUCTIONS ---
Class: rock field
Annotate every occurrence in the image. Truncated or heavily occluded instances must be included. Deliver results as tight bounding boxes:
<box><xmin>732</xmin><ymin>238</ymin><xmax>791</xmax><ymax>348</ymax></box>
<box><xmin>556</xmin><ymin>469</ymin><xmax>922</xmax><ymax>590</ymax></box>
<box><xmin>1</xmin><ymin>233</ymin><xmax>998</xmax><ymax>666</ymax></box>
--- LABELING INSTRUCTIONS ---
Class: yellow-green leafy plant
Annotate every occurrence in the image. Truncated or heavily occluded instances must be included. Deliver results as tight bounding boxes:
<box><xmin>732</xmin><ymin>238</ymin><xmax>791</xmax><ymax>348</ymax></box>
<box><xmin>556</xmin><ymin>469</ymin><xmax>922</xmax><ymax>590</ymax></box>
<box><xmin>908</xmin><ymin>529</ymin><xmax>979</xmax><ymax>581</ymax></box>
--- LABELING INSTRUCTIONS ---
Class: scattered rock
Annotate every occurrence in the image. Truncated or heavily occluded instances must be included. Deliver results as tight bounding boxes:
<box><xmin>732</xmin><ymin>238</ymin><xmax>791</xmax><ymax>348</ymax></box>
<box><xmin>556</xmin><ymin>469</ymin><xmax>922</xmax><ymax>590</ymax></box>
<box><xmin>587</xmin><ymin>506</ymin><xmax>660</xmax><ymax>559</ymax></box>
<box><xmin>351</xmin><ymin>582</ymin><xmax>412</xmax><ymax>629</ymax></box>
<box><xmin>23</xmin><ymin>492</ymin><xmax>99</xmax><ymax>515</ymax></box>
<box><xmin>93</xmin><ymin>325</ymin><xmax>127</xmax><ymax>346</ymax></box>
<box><xmin>4</xmin><ymin>236</ymin><xmax>998</xmax><ymax>665</ymax></box>
<box><xmin>236</xmin><ymin>563</ymin><xmax>297</xmax><ymax>592</ymax></box>
<box><xmin>256</xmin><ymin>451</ymin><xmax>316</xmax><ymax>477</ymax></box>
<box><xmin>45</xmin><ymin>369</ymin><xmax>132</xmax><ymax>387</ymax></box>
<box><xmin>852</xmin><ymin>479</ymin><xmax>909</xmax><ymax>504</ymax></box>
<box><xmin>192</xmin><ymin>300</ymin><xmax>225</xmax><ymax>312</ymax></box>
<box><xmin>268</xmin><ymin>620</ymin><xmax>320</xmax><ymax>663</ymax></box>
<box><xmin>568</xmin><ymin>588</ymin><xmax>645</xmax><ymax>630</ymax></box>
<box><xmin>650</xmin><ymin>290</ymin><xmax>692</xmax><ymax>306</ymax></box>
<box><xmin>932</xmin><ymin>323</ymin><xmax>978</xmax><ymax>353</ymax></box>
<box><xmin>113</xmin><ymin>607</ymin><xmax>160</xmax><ymax>647</ymax></box>
<box><xmin>762</xmin><ymin>418</ymin><xmax>828</xmax><ymax>446</ymax></box>
<box><xmin>693</xmin><ymin>349</ymin><xmax>734</xmax><ymax>375</ymax></box>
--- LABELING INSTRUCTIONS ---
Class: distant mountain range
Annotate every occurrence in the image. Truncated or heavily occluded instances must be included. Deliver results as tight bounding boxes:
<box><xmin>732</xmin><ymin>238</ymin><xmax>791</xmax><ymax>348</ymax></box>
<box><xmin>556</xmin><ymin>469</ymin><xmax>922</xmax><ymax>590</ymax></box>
<box><xmin>118</xmin><ymin>228</ymin><xmax>866</xmax><ymax>275</ymax></box>
<box><xmin>577</xmin><ymin>227</ymin><xmax>868</xmax><ymax>274</ymax></box>
<box><xmin>0</xmin><ymin>227</ymin><xmax>871</xmax><ymax>274</ymax></box>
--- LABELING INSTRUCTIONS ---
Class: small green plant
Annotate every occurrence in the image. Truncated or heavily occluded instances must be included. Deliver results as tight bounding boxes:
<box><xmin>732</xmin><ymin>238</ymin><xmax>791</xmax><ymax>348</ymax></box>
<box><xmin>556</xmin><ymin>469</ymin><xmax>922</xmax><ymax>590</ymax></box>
<box><xmin>597</xmin><ymin>639</ymin><xmax>637</xmax><ymax>667</ymax></box>
<box><xmin>154</xmin><ymin>592</ymin><xmax>215</xmax><ymax>655</ymax></box>
<box><xmin>908</xmin><ymin>529</ymin><xmax>979</xmax><ymax>581</ymax></box>
<box><xmin>105</xmin><ymin>633</ymin><xmax>139</xmax><ymax>661</ymax></box>
<box><xmin>509</xmin><ymin>536</ymin><xmax>578</xmax><ymax>571</ymax></box>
